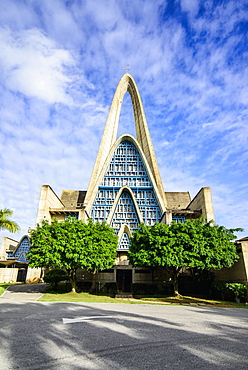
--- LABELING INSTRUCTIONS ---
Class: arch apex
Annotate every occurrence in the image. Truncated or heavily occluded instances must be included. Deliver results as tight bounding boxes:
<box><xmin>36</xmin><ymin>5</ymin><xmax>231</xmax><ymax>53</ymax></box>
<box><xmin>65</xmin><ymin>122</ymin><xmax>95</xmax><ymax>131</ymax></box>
<box><xmin>86</xmin><ymin>74</ymin><xmax>166</xmax><ymax>206</ymax></box>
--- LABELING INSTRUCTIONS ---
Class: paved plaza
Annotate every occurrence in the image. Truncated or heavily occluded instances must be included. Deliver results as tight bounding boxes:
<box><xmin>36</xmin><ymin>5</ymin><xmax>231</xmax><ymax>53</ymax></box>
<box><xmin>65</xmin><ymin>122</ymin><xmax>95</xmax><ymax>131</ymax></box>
<box><xmin>0</xmin><ymin>293</ymin><xmax>248</xmax><ymax>369</ymax></box>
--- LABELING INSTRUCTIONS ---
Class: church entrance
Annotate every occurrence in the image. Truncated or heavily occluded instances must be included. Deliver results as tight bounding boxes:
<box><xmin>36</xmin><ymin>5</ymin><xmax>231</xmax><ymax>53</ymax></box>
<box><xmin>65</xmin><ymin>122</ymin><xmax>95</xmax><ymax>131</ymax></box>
<box><xmin>17</xmin><ymin>267</ymin><xmax>27</xmax><ymax>282</ymax></box>
<box><xmin>116</xmin><ymin>269</ymin><xmax>132</xmax><ymax>293</ymax></box>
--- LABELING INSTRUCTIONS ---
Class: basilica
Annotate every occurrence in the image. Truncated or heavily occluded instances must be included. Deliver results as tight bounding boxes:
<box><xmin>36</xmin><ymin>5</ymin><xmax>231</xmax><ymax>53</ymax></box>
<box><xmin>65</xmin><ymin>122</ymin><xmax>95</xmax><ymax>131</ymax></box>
<box><xmin>1</xmin><ymin>74</ymin><xmax>247</xmax><ymax>288</ymax></box>
<box><xmin>34</xmin><ymin>73</ymin><xmax>215</xmax><ymax>291</ymax></box>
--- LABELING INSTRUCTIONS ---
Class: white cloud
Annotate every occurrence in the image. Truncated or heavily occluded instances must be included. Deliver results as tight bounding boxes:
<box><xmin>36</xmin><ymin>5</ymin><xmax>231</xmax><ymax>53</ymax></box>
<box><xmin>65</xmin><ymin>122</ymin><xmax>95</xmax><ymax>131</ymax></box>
<box><xmin>0</xmin><ymin>27</ymin><xmax>74</xmax><ymax>104</ymax></box>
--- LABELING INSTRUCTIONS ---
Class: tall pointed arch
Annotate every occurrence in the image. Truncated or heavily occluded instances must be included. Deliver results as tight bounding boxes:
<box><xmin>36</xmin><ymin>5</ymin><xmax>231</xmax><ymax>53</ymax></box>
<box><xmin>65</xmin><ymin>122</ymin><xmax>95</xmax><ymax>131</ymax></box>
<box><xmin>106</xmin><ymin>185</ymin><xmax>144</xmax><ymax>226</ymax></box>
<box><xmin>85</xmin><ymin>134</ymin><xmax>165</xmax><ymax>216</ymax></box>
<box><xmin>85</xmin><ymin>73</ymin><xmax>166</xmax><ymax>207</ymax></box>
<box><xmin>88</xmin><ymin>137</ymin><xmax>164</xmax><ymax>249</ymax></box>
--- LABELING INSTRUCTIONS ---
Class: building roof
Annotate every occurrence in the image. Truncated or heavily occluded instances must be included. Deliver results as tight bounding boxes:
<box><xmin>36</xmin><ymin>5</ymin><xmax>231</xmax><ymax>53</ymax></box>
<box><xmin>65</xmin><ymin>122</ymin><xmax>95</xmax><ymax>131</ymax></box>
<box><xmin>236</xmin><ymin>236</ymin><xmax>248</xmax><ymax>242</ymax></box>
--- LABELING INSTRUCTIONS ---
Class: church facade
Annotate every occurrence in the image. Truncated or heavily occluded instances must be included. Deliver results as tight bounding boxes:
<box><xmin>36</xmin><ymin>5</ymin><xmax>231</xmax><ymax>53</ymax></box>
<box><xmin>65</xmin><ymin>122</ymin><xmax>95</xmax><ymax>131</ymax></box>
<box><xmin>35</xmin><ymin>74</ymin><xmax>215</xmax><ymax>291</ymax></box>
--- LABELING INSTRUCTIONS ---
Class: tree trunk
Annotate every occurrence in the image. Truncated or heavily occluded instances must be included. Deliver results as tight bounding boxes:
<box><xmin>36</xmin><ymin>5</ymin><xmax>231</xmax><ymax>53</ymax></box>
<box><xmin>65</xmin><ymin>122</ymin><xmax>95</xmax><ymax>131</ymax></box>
<box><xmin>67</xmin><ymin>268</ymin><xmax>77</xmax><ymax>293</ymax></box>
<box><xmin>173</xmin><ymin>278</ymin><xmax>179</xmax><ymax>296</ymax></box>
<box><xmin>90</xmin><ymin>270</ymin><xmax>98</xmax><ymax>293</ymax></box>
<box><xmin>172</xmin><ymin>268</ymin><xmax>180</xmax><ymax>297</ymax></box>
<box><xmin>165</xmin><ymin>266</ymin><xmax>181</xmax><ymax>296</ymax></box>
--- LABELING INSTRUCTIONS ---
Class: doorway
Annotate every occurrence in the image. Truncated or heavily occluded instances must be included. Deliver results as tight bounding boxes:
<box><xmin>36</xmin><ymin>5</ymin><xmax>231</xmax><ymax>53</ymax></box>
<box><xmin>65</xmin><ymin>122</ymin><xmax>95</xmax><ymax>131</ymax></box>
<box><xmin>17</xmin><ymin>268</ymin><xmax>27</xmax><ymax>282</ymax></box>
<box><xmin>116</xmin><ymin>269</ymin><xmax>132</xmax><ymax>292</ymax></box>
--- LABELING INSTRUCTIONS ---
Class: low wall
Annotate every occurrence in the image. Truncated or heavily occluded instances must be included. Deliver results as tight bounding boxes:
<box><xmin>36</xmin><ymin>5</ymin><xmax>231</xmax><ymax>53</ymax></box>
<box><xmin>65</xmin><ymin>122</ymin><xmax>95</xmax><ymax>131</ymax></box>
<box><xmin>26</xmin><ymin>268</ymin><xmax>42</xmax><ymax>281</ymax></box>
<box><xmin>0</xmin><ymin>268</ymin><xmax>18</xmax><ymax>283</ymax></box>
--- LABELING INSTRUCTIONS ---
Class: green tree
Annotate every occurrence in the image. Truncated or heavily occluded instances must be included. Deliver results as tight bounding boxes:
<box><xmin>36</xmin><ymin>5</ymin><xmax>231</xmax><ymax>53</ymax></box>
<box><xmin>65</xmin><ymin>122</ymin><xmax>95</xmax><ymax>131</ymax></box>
<box><xmin>0</xmin><ymin>208</ymin><xmax>20</xmax><ymax>233</ymax></box>
<box><xmin>28</xmin><ymin>218</ymin><xmax>118</xmax><ymax>292</ymax></box>
<box><xmin>43</xmin><ymin>268</ymin><xmax>68</xmax><ymax>291</ymax></box>
<box><xmin>225</xmin><ymin>283</ymin><xmax>247</xmax><ymax>302</ymax></box>
<box><xmin>129</xmin><ymin>219</ymin><xmax>242</xmax><ymax>295</ymax></box>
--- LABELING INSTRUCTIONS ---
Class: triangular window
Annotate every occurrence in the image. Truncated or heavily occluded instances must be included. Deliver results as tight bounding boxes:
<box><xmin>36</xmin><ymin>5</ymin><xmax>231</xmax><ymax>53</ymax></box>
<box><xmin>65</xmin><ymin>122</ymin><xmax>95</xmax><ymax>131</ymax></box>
<box><xmin>119</xmin><ymin>232</ymin><xmax>130</xmax><ymax>250</ymax></box>
<box><xmin>91</xmin><ymin>140</ymin><xmax>162</xmax><ymax>249</ymax></box>
<box><xmin>111</xmin><ymin>191</ymin><xmax>140</xmax><ymax>232</ymax></box>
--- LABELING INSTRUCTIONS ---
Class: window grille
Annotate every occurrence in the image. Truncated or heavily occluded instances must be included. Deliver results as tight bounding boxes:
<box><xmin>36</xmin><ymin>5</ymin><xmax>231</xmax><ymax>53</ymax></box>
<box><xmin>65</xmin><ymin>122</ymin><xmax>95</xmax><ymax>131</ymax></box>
<box><xmin>172</xmin><ymin>215</ymin><xmax>186</xmax><ymax>223</ymax></box>
<box><xmin>7</xmin><ymin>236</ymin><xmax>30</xmax><ymax>263</ymax></box>
<box><xmin>16</xmin><ymin>252</ymin><xmax>27</xmax><ymax>263</ymax></box>
<box><xmin>119</xmin><ymin>233</ymin><xmax>130</xmax><ymax>250</ymax></box>
<box><xmin>111</xmin><ymin>191</ymin><xmax>139</xmax><ymax>232</ymax></box>
<box><xmin>91</xmin><ymin>141</ymin><xmax>162</xmax><ymax>249</ymax></box>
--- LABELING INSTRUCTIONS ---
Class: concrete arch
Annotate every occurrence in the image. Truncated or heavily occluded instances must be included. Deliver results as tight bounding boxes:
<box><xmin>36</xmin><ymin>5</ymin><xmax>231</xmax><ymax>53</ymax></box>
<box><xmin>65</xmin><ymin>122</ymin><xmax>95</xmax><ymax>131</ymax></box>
<box><xmin>117</xmin><ymin>223</ymin><xmax>132</xmax><ymax>240</ymax></box>
<box><xmin>85</xmin><ymin>73</ymin><xmax>166</xmax><ymax>206</ymax></box>
<box><xmin>117</xmin><ymin>224</ymin><xmax>132</xmax><ymax>251</ymax></box>
<box><xmin>106</xmin><ymin>185</ymin><xmax>144</xmax><ymax>226</ymax></box>
<box><xmin>84</xmin><ymin>134</ymin><xmax>166</xmax><ymax>215</ymax></box>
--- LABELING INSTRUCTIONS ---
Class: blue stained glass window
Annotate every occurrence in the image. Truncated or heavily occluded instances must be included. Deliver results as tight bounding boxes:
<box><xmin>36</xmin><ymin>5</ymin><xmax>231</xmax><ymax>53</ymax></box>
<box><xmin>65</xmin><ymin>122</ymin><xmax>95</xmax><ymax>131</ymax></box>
<box><xmin>16</xmin><ymin>252</ymin><xmax>27</xmax><ymax>263</ymax></box>
<box><xmin>7</xmin><ymin>236</ymin><xmax>30</xmax><ymax>263</ymax></box>
<box><xmin>172</xmin><ymin>215</ymin><xmax>186</xmax><ymax>223</ymax></box>
<box><xmin>91</xmin><ymin>140</ymin><xmax>162</xmax><ymax>249</ymax></box>
<box><xmin>111</xmin><ymin>191</ymin><xmax>139</xmax><ymax>232</ymax></box>
<box><xmin>119</xmin><ymin>233</ymin><xmax>130</xmax><ymax>250</ymax></box>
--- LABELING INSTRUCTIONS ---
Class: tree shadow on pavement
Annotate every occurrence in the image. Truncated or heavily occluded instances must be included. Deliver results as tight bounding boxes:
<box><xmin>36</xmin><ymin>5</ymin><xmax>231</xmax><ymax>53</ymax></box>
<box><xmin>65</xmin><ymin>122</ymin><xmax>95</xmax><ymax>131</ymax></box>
<box><xmin>0</xmin><ymin>300</ymin><xmax>248</xmax><ymax>369</ymax></box>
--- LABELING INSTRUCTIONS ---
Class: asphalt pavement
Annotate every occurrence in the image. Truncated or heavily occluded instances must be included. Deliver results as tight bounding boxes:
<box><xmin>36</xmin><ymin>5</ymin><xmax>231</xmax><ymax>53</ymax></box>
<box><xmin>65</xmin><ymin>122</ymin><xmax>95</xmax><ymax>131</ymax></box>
<box><xmin>1</xmin><ymin>283</ymin><xmax>48</xmax><ymax>301</ymax></box>
<box><xmin>0</xmin><ymin>297</ymin><xmax>248</xmax><ymax>369</ymax></box>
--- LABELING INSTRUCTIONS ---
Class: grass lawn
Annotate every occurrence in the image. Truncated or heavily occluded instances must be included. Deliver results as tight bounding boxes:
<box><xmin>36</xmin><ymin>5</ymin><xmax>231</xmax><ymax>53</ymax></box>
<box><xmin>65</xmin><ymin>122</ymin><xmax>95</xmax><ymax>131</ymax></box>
<box><xmin>39</xmin><ymin>291</ymin><xmax>248</xmax><ymax>307</ymax></box>
<box><xmin>136</xmin><ymin>295</ymin><xmax>248</xmax><ymax>307</ymax></box>
<box><xmin>0</xmin><ymin>283</ymin><xmax>19</xmax><ymax>296</ymax></box>
<box><xmin>39</xmin><ymin>291</ymin><xmax>162</xmax><ymax>304</ymax></box>
<box><xmin>1</xmin><ymin>283</ymin><xmax>247</xmax><ymax>308</ymax></box>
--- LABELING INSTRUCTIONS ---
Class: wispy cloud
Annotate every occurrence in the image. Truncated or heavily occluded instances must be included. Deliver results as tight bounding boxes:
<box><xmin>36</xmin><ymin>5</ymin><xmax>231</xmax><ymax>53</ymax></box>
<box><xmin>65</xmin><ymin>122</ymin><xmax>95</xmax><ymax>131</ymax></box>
<box><xmin>0</xmin><ymin>0</ymin><xmax>247</xmax><ymax>240</ymax></box>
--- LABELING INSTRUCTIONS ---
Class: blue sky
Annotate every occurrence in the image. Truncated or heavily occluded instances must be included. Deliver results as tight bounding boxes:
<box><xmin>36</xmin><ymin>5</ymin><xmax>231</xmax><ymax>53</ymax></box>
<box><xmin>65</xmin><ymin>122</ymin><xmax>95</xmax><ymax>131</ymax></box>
<box><xmin>0</xmin><ymin>0</ymin><xmax>247</xmax><ymax>242</ymax></box>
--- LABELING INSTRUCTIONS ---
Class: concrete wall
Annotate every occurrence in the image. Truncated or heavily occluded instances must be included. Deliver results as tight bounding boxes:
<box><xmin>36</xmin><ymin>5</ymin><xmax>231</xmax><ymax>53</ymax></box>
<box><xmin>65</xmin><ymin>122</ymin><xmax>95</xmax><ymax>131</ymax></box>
<box><xmin>0</xmin><ymin>237</ymin><xmax>18</xmax><ymax>260</ymax></box>
<box><xmin>0</xmin><ymin>267</ymin><xmax>42</xmax><ymax>283</ymax></box>
<box><xmin>165</xmin><ymin>192</ymin><xmax>191</xmax><ymax>209</ymax></box>
<box><xmin>214</xmin><ymin>240</ymin><xmax>248</xmax><ymax>284</ymax></box>
<box><xmin>35</xmin><ymin>185</ymin><xmax>64</xmax><ymax>225</ymax></box>
<box><xmin>26</xmin><ymin>267</ymin><xmax>42</xmax><ymax>281</ymax></box>
<box><xmin>133</xmin><ymin>271</ymin><xmax>152</xmax><ymax>283</ymax></box>
<box><xmin>76</xmin><ymin>269</ymin><xmax>93</xmax><ymax>282</ymax></box>
<box><xmin>187</xmin><ymin>187</ymin><xmax>214</xmax><ymax>222</ymax></box>
<box><xmin>98</xmin><ymin>272</ymin><xmax>115</xmax><ymax>283</ymax></box>
<box><xmin>241</xmin><ymin>240</ymin><xmax>248</xmax><ymax>282</ymax></box>
<box><xmin>51</xmin><ymin>214</ymin><xmax>65</xmax><ymax>222</ymax></box>
<box><xmin>75</xmin><ymin>267</ymin><xmax>153</xmax><ymax>286</ymax></box>
<box><xmin>0</xmin><ymin>268</ymin><xmax>18</xmax><ymax>283</ymax></box>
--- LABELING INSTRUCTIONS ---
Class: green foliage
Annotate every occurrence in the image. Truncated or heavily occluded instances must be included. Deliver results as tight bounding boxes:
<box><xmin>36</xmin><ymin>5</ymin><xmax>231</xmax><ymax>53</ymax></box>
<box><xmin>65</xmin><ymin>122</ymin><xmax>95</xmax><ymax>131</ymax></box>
<box><xmin>46</xmin><ymin>282</ymin><xmax>72</xmax><ymax>293</ymax></box>
<box><xmin>225</xmin><ymin>283</ymin><xmax>247</xmax><ymax>299</ymax></box>
<box><xmin>43</xmin><ymin>268</ymin><xmax>68</xmax><ymax>287</ymax></box>
<box><xmin>0</xmin><ymin>208</ymin><xmax>20</xmax><ymax>233</ymax></box>
<box><xmin>28</xmin><ymin>218</ymin><xmax>118</xmax><ymax>291</ymax></box>
<box><xmin>129</xmin><ymin>218</ymin><xmax>242</xmax><ymax>295</ymax></box>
